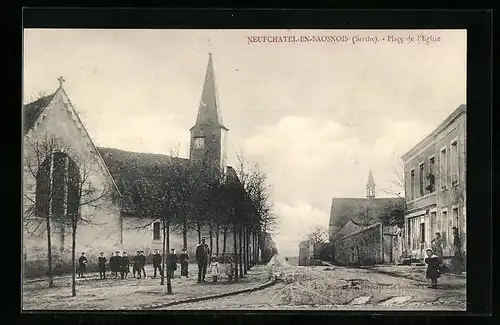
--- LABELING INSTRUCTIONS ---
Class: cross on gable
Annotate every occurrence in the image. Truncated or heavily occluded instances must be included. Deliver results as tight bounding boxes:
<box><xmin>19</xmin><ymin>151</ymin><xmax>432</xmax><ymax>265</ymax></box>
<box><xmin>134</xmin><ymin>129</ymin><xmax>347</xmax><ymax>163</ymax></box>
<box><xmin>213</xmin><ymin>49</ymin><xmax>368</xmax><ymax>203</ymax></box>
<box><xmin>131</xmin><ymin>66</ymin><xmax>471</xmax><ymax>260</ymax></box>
<box><xmin>58</xmin><ymin>76</ymin><xmax>66</xmax><ymax>87</ymax></box>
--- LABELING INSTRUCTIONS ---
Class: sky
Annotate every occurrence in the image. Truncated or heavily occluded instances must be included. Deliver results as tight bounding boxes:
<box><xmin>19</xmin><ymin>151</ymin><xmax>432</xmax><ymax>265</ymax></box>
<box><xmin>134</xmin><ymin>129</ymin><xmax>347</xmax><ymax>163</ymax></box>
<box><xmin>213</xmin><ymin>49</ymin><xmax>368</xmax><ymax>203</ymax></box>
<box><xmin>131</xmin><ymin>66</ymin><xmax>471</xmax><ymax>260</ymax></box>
<box><xmin>23</xmin><ymin>29</ymin><xmax>466</xmax><ymax>257</ymax></box>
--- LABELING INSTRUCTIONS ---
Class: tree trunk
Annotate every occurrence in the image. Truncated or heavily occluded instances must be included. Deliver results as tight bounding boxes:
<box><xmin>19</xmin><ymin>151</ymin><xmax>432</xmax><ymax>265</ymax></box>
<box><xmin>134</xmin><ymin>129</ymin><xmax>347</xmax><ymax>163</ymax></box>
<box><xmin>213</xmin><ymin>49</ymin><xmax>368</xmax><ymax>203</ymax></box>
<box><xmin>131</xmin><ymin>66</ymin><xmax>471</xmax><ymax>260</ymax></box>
<box><xmin>216</xmin><ymin>225</ymin><xmax>220</xmax><ymax>257</ymax></box>
<box><xmin>247</xmin><ymin>229</ymin><xmax>252</xmax><ymax>270</ymax></box>
<box><xmin>166</xmin><ymin>221</ymin><xmax>172</xmax><ymax>294</ymax></box>
<box><xmin>46</xmin><ymin>217</ymin><xmax>54</xmax><ymax>288</ymax></box>
<box><xmin>238</xmin><ymin>224</ymin><xmax>243</xmax><ymax>277</ymax></box>
<box><xmin>71</xmin><ymin>220</ymin><xmax>76</xmax><ymax>297</ymax></box>
<box><xmin>243</xmin><ymin>226</ymin><xmax>248</xmax><ymax>274</ymax></box>
<box><xmin>161</xmin><ymin>220</ymin><xmax>166</xmax><ymax>285</ymax></box>
<box><xmin>197</xmin><ymin>224</ymin><xmax>201</xmax><ymax>243</ymax></box>
<box><xmin>182</xmin><ymin>220</ymin><xmax>188</xmax><ymax>250</ymax></box>
<box><xmin>209</xmin><ymin>227</ymin><xmax>213</xmax><ymax>256</ymax></box>
<box><xmin>233</xmin><ymin>223</ymin><xmax>238</xmax><ymax>280</ymax></box>
<box><xmin>222</xmin><ymin>227</ymin><xmax>227</xmax><ymax>260</ymax></box>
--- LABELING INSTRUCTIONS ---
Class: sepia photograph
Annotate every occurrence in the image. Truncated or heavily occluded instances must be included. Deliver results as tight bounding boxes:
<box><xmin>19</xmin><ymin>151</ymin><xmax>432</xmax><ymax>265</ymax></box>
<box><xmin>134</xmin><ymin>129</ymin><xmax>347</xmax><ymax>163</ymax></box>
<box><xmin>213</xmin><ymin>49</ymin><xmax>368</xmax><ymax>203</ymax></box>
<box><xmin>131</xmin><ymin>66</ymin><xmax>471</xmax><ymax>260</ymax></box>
<box><xmin>22</xmin><ymin>28</ymin><xmax>466</xmax><ymax>311</ymax></box>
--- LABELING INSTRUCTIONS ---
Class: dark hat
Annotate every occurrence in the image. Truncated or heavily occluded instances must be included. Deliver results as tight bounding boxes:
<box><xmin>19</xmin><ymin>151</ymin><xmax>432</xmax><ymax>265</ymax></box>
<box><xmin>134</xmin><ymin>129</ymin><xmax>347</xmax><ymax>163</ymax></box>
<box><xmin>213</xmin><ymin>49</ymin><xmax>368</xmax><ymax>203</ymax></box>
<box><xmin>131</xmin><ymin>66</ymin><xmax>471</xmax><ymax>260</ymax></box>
<box><xmin>123</xmin><ymin>252</ymin><xmax>127</xmax><ymax>254</ymax></box>
<box><xmin>100</xmin><ymin>252</ymin><xmax>104</xmax><ymax>254</ymax></box>
<box><xmin>81</xmin><ymin>252</ymin><xmax>85</xmax><ymax>254</ymax></box>
<box><xmin>137</xmin><ymin>250</ymin><xmax>141</xmax><ymax>253</ymax></box>
<box><xmin>115</xmin><ymin>251</ymin><xmax>120</xmax><ymax>253</ymax></box>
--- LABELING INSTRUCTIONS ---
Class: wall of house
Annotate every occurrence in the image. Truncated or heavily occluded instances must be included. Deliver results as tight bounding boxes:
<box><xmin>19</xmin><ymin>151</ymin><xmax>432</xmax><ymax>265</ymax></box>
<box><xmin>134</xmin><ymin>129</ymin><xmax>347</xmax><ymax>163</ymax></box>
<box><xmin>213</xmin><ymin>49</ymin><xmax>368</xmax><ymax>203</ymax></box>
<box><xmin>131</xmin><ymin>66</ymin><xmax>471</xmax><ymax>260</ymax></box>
<box><xmin>23</xmin><ymin>90</ymin><xmax>123</xmax><ymax>275</ymax></box>
<box><xmin>334</xmin><ymin>223</ymin><xmax>382</xmax><ymax>266</ymax></box>
<box><xmin>404</xmin><ymin>109</ymin><xmax>466</xmax><ymax>259</ymax></box>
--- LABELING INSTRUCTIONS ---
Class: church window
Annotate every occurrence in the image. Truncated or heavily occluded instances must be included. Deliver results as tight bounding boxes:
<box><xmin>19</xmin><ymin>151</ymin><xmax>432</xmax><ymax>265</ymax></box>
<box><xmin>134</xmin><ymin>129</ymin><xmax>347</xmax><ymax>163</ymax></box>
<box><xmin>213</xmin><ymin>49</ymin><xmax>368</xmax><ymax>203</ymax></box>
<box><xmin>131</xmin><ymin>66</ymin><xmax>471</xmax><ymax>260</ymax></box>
<box><xmin>153</xmin><ymin>221</ymin><xmax>161</xmax><ymax>241</ymax></box>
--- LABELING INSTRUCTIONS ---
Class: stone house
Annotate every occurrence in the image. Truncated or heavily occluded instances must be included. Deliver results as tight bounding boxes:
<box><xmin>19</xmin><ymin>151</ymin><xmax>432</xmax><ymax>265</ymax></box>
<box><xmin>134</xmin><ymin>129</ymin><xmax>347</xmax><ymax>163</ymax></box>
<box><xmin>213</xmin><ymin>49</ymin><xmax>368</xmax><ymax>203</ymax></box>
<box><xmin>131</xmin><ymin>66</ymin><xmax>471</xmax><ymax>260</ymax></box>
<box><xmin>23</xmin><ymin>54</ymin><xmax>242</xmax><ymax>272</ymax></box>
<box><xmin>402</xmin><ymin>104</ymin><xmax>466</xmax><ymax>261</ymax></box>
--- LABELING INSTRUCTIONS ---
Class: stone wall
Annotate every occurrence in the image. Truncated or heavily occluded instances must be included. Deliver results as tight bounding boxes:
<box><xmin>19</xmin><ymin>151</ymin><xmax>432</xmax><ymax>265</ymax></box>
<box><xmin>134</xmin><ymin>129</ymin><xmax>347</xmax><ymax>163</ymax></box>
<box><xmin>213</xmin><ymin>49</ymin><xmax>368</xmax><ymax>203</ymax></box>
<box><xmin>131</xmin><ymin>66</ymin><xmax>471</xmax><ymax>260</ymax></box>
<box><xmin>334</xmin><ymin>223</ymin><xmax>382</xmax><ymax>266</ymax></box>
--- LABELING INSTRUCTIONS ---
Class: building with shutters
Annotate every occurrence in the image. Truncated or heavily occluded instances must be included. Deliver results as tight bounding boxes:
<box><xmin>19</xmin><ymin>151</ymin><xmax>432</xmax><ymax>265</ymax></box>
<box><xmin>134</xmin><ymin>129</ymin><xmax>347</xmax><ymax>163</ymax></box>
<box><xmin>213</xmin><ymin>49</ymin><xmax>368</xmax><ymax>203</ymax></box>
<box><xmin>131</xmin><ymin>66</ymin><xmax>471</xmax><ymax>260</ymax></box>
<box><xmin>402</xmin><ymin>104</ymin><xmax>466</xmax><ymax>261</ymax></box>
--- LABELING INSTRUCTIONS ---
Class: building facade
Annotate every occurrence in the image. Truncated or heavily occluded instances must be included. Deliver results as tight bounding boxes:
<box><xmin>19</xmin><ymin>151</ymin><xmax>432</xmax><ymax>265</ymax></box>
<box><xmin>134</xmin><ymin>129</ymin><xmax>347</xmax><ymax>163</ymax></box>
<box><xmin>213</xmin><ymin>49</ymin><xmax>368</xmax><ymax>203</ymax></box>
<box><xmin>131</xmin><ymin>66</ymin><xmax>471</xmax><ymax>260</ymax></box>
<box><xmin>23</xmin><ymin>54</ymin><xmax>241</xmax><ymax>273</ymax></box>
<box><xmin>402</xmin><ymin>104</ymin><xmax>466</xmax><ymax>260</ymax></box>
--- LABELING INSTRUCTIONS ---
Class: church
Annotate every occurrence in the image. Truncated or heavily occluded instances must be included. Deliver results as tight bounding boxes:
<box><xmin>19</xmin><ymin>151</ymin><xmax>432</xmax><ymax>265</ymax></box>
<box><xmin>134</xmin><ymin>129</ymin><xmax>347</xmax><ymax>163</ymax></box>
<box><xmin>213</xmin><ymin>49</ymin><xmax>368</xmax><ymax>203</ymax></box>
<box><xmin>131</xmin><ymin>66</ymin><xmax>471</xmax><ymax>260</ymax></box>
<box><xmin>23</xmin><ymin>53</ymin><xmax>240</xmax><ymax>268</ymax></box>
<box><xmin>328</xmin><ymin>170</ymin><xmax>405</xmax><ymax>265</ymax></box>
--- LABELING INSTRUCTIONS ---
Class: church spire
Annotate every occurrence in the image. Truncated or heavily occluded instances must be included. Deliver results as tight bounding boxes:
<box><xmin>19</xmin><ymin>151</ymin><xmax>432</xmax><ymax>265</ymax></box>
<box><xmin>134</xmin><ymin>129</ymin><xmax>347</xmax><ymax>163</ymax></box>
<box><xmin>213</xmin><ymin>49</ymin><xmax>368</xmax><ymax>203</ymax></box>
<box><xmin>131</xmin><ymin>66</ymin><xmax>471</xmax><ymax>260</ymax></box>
<box><xmin>367</xmin><ymin>169</ymin><xmax>376</xmax><ymax>198</ymax></box>
<box><xmin>191</xmin><ymin>53</ymin><xmax>228</xmax><ymax>131</ymax></box>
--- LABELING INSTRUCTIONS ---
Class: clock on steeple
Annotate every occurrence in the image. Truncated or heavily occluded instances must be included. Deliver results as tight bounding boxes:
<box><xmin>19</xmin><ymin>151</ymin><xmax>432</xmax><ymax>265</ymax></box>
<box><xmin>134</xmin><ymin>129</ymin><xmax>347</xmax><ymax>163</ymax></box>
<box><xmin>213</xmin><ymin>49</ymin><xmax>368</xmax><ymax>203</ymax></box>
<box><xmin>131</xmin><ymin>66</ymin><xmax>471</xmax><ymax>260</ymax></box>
<box><xmin>189</xmin><ymin>53</ymin><xmax>229</xmax><ymax>176</ymax></box>
<box><xmin>194</xmin><ymin>137</ymin><xmax>205</xmax><ymax>149</ymax></box>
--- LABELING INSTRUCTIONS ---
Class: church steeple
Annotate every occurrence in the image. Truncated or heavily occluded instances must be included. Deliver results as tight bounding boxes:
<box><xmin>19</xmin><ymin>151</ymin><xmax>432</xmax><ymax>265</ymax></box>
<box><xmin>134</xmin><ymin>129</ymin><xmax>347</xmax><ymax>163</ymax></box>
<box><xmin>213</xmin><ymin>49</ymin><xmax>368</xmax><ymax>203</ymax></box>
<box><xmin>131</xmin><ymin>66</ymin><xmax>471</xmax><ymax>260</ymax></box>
<box><xmin>189</xmin><ymin>53</ymin><xmax>229</xmax><ymax>176</ymax></box>
<box><xmin>367</xmin><ymin>169</ymin><xmax>376</xmax><ymax>199</ymax></box>
<box><xmin>190</xmin><ymin>53</ymin><xmax>227</xmax><ymax>131</ymax></box>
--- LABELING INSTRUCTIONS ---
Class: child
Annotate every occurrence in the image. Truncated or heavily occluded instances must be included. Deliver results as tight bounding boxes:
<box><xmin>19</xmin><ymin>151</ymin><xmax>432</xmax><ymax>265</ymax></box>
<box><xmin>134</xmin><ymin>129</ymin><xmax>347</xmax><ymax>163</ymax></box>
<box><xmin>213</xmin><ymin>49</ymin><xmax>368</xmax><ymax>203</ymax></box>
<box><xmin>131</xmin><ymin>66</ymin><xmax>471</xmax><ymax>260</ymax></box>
<box><xmin>424</xmin><ymin>248</ymin><xmax>441</xmax><ymax>288</ymax></box>
<box><xmin>225</xmin><ymin>257</ymin><xmax>235</xmax><ymax>282</ymax></box>
<box><xmin>209</xmin><ymin>256</ymin><xmax>220</xmax><ymax>283</ymax></box>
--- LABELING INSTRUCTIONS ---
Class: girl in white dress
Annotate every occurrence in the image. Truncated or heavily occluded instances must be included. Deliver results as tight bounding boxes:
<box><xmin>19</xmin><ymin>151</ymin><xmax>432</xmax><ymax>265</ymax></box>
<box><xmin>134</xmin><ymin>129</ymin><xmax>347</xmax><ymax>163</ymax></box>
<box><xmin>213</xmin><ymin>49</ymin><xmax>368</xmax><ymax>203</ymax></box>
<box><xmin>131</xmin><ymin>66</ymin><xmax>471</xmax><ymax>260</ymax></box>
<box><xmin>209</xmin><ymin>256</ymin><xmax>220</xmax><ymax>283</ymax></box>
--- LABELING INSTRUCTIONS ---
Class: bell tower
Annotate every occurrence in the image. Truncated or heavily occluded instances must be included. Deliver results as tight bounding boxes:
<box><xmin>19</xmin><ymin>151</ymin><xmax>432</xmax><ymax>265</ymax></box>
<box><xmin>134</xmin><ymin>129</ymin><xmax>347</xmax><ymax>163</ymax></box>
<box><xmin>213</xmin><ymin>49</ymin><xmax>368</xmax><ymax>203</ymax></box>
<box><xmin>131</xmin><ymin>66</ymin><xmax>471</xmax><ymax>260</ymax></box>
<box><xmin>367</xmin><ymin>169</ymin><xmax>376</xmax><ymax>199</ymax></box>
<box><xmin>189</xmin><ymin>53</ymin><xmax>229</xmax><ymax>178</ymax></box>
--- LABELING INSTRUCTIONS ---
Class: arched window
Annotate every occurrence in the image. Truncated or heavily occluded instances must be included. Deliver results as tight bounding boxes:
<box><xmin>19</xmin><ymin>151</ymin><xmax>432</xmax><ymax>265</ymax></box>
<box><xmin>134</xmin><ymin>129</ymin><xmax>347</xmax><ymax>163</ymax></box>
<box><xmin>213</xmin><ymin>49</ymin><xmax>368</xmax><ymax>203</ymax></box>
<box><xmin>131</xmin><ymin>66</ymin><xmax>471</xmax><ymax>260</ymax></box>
<box><xmin>35</xmin><ymin>152</ymin><xmax>80</xmax><ymax>222</ymax></box>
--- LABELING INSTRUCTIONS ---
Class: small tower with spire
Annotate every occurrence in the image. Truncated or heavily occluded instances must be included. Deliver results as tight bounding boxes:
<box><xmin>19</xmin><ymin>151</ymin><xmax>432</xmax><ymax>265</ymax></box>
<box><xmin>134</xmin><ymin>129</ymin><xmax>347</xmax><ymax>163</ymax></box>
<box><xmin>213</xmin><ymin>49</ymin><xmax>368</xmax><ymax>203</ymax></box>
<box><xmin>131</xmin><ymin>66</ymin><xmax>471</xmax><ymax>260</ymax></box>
<box><xmin>189</xmin><ymin>53</ymin><xmax>229</xmax><ymax>176</ymax></box>
<box><xmin>367</xmin><ymin>169</ymin><xmax>376</xmax><ymax>199</ymax></box>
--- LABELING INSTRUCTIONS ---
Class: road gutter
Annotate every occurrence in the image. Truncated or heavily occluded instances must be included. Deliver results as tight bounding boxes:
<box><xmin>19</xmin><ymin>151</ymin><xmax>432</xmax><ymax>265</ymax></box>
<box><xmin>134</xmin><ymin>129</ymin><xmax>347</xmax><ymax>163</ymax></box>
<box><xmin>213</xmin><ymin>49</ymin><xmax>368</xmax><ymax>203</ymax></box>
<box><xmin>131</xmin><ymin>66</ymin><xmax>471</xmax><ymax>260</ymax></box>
<box><xmin>138</xmin><ymin>278</ymin><xmax>278</xmax><ymax>310</ymax></box>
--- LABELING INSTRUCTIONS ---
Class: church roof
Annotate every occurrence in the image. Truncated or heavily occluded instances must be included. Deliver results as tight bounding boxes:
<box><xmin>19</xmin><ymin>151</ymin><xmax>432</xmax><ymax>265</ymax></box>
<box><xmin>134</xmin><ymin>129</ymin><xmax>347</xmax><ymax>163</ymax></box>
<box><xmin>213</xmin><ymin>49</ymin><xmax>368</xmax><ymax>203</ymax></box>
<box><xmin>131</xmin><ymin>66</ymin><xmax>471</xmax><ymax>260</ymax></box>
<box><xmin>328</xmin><ymin>197</ymin><xmax>404</xmax><ymax>229</ymax></box>
<box><xmin>191</xmin><ymin>53</ymin><xmax>228</xmax><ymax>131</ymax></box>
<box><xmin>23</xmin><ymin>93</ymin><xmax>56</xmax><ymax>135</ymax></box>
<box><xmin>330</xmin><ymin>219</ymin><xmax>366</xmax><ymax>241</ymax></box>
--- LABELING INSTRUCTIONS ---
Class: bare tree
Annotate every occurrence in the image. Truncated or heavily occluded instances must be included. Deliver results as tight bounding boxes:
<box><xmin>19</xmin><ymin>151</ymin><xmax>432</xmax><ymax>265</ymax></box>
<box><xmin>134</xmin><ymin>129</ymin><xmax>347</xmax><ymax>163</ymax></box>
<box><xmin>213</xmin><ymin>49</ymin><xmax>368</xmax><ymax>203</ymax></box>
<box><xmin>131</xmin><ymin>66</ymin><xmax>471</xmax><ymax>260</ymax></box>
<box><xmin>24</xmin><ymin>133</ymin><xmax>114</xmax><ymax>296</ymax></box>
<box><xmin>24</xmin><ymin>133</ymin><xmax>62</xmax><ymax>288</ymax></box>
<box><xmin>63</xmin><ymin>151</ymin><xmax>112</xmax><ymax>297</ymax></box>
<box><xmin>307</xmin><ymin>225</ymin><xmax>329</xmax><ymax>244</ymax></box>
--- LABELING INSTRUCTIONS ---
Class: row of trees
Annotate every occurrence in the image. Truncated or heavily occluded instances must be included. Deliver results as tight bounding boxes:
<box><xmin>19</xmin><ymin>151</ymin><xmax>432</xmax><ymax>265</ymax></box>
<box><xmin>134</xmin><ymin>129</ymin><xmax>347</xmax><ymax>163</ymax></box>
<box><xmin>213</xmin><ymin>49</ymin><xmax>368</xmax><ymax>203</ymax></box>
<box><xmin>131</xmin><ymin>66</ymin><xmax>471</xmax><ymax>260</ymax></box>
<box><xmin>127</xmin><ymin>149</ymin><xmax>277</xmax><ymax>293</ymax></box>
<box><xmin>23</xmin><ymin>134</ymin><xmax>278</xmax><ymax>296</ymax></box>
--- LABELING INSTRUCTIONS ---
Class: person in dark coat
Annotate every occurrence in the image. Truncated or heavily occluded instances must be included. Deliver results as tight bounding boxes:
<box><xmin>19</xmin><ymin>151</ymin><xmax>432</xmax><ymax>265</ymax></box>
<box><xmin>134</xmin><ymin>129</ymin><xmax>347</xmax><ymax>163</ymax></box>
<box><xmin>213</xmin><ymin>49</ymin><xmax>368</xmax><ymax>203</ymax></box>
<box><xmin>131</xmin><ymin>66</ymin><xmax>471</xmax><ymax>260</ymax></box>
<box><xmin>133</xmin><ymin>251</ymin><xmax>141</xmax><ymax>278</ymax></box>
<box><xmin>114</xmin><ymin>252</ymin><xmax>122</xmax><ymax>279</ymax></box>
<box><xmin>196</xmin><ymin>238</ymin><xmax>210</xmax><ymax>283</ymax></box>
<box><xmin>98</xmin><ymin>252</ymin><xmax>107</xmax><ymax>280</ymax></box>
<box><xmin>78</xmin><ymin>252</ymin><xmax>88</xmax><ymax>278</ymax></box>
<box><xmin>166</xmin><ymin>248</ymin><xmax>178</xmax><ymax>279</ymax></box>
<box><xmin>120</xmin><ymin>252</ymin><xmax>130</xmax><ymax>279</ymax></box>
<box><xmin>179</xmin><ymin>248</ymin><xmax>189</xmax><ymax>277</ymax></box>
<box><xmin>152</xmin><ymin>249</ymin><xmax>163</xmax><ymax>278</ymax></box>
<box><xmin>109</xmin><ymin>253</ymin><xmax>116</xmax><ymax>278</ymax></box>
<box><xmin>424</xmin><ymin>248</ymin><xmax>441</xmax><ymax>288</ymax></box>
<box><xmin>138</xmin><ymin>251</ymin><xmax>147</xmax><ymax>278</ymax></box>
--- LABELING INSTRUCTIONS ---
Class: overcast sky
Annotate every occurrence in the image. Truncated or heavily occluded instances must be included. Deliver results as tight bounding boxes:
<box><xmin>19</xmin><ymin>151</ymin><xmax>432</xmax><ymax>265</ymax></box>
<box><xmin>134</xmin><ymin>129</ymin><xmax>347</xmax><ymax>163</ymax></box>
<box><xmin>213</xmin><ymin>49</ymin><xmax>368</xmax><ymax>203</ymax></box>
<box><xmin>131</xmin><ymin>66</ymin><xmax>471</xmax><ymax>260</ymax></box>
<box><xmin>24</xmin><ymin>29</ymin><xmax>466</xmax><ymax>257</ymax></box>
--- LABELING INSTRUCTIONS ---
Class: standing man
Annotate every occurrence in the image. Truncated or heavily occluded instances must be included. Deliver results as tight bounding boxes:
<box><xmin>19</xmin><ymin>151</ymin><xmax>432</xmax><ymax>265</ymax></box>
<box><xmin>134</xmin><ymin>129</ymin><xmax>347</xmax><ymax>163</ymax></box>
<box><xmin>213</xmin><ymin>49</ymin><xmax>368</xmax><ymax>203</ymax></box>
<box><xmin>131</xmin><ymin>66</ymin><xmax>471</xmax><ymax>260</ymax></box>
<box><xmin>98</xmin><ymin>252</ymin><xmax>107</xmax><ymax>280</ymax></box>
<box><xmin>431</xmin><ymin>232</ymin><xmax>444</xmax><ymax>261</ymax></box>
<box><xmin>133</xmin><ymin>251</ymin><xmax>141</xmax><ymax>278</ymax></box>
<box><xmin>78</xmin><ymin>252</ymin><xmax>88</xmax><ymax>278</ymax></box>
<box><xmin>196</xmin><ymin>237</ymin><xmax>210</xmax><ymax>283</ymax></box>
<box><xmin>109</xmin><ymin>252</ymin><xmax>116</xmax><ymax>278</ymax></box>
<box><xmin>179</xmin><ymin>248</ymin><xmax>190</xmax><ymax>278</ymax></box>
<box><xmin>138</xmin><ymin>250</ymin><xmax>147</xmax><ymax>279</ymax></box>
<box><xmin>114</xmin><ymin>251</ymin><xmax>122</xmax><ymax>279</ymax></box>
<box><xmin>152</xmin><ymin>249</ymin><xmax>163</xmax><ymax>279</ymax></box>
<box><xmin>166</xmin><ymin>248</ymin><xmax>178</xmax><ymax>279</ymax></box>
<box><xmin>120</xmin><ymin>252</ymin><xmax>130</xmax><ymax>279</ymax></box>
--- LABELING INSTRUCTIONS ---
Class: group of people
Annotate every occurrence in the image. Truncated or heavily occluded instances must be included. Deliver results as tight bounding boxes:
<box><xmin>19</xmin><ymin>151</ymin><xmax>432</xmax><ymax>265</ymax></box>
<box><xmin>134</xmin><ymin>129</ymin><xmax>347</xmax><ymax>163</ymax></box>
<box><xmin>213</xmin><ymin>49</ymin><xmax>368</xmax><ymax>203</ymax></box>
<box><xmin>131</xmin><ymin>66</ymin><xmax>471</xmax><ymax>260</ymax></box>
<box><xmin>77</xmin><ymin>247</ymin><xmax>194</xmax><ymax>280</ymax></box>
<box><xmin>195</xmin><ymin>237</ymin><xmax>235</xmax><ymax>283</ymax></box>
<box><xmin>424</xmin><ymin>227</ymin><xmax>464</xmax><ymax>289</ymax></box>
